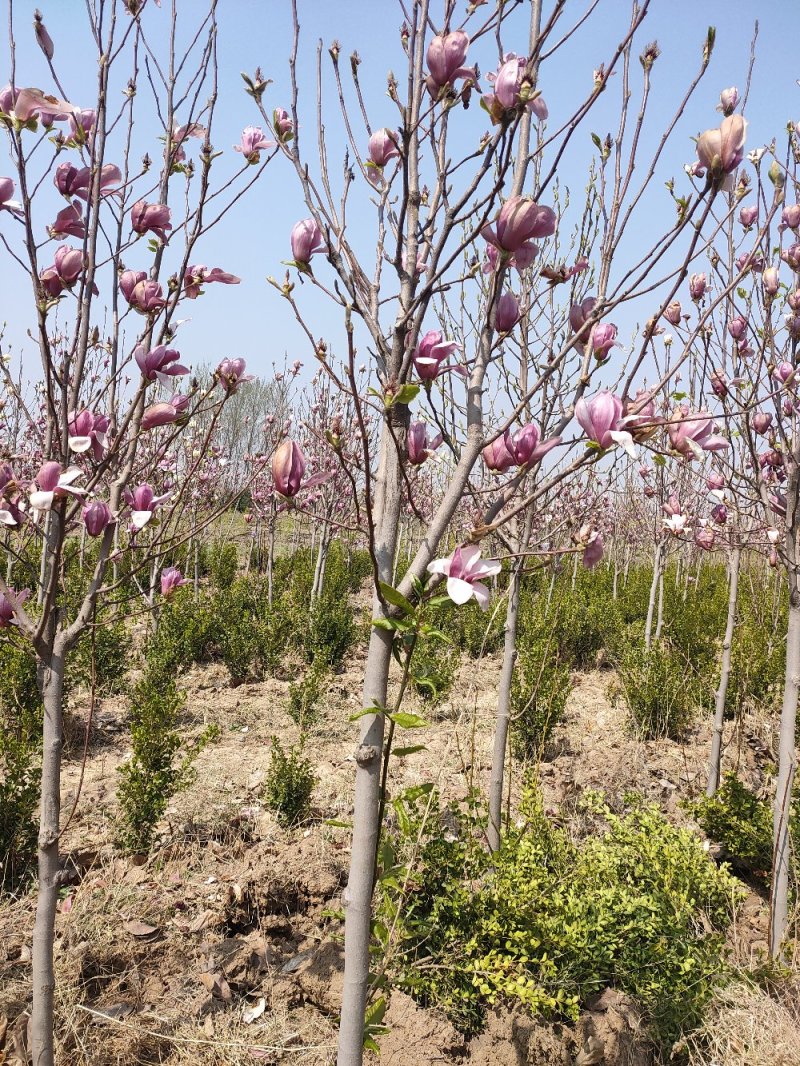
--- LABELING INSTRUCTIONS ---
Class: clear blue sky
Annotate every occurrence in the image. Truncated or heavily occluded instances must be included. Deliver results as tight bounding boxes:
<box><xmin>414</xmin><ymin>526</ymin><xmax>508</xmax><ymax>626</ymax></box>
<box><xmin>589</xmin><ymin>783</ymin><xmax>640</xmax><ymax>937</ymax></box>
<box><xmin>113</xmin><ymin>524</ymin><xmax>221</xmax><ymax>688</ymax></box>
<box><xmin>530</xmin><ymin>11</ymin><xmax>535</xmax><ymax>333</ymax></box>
<box><xmin>1</xmin><ymin>0</ymin><xmax>796</xmax><ymax>389</ymax></box>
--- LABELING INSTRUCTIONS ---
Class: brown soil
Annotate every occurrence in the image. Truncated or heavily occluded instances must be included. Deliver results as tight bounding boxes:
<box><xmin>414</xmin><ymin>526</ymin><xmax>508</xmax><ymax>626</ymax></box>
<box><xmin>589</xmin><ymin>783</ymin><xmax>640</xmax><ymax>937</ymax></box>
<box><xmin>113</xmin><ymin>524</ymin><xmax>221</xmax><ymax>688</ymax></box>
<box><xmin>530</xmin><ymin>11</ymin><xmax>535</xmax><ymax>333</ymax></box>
<box><xmin>0</xmin><ymin>645</ymin><xmax>791</xmax><ymax>1065</ymax></box>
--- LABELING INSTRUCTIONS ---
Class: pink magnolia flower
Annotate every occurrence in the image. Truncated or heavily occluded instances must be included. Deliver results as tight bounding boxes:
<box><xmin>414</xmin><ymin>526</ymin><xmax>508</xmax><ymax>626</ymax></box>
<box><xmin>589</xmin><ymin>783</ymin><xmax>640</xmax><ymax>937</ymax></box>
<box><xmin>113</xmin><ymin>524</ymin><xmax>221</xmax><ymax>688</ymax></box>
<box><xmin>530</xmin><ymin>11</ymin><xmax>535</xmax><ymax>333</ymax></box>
<box><xmin>274</xmin><ymin>108</ymin><xmax>293</xmax><ymax>142</ymax></box>
<box><xmin>54</xmin><ymin>161</ymin><xmax>121</xmax><ymax>201</ymax></box>
<box><xmin>12</xmin><ymin>87</ymin><xmax>76</xmax><ymax>124</ymax></box>
<box><xmin>482</xmin><ymin>195</ymin><xmax>556</xmax><ymax>254</ymax></box>
<box><xmin>290</xmin><ymin>218</ymin><xmax>325</xmax><ymax>266</ymax></box>
<box><xmin>407</xmin><ymin>421</ymin><xmax>443</xmax><ymax>466</ymax></box>
<box><xmin>711</xmin><ymin>503</ymin><xmax>728</xmax><ymax>525</ymax></box>
<box><xmin>495</xmin><ymin>291</ymin><xmax>521</xmax><ymax>332</ymax></box>
<box><xmin>272</xmin><ymin>439</ymin><xmax>306</xmax><ymax>498</ymax></box>
<box><xmin>739</xmin><ymin>204</ymin><xmax>758</xmax><ymax>228</ymax></box>
<box><xmin>135</xmin><ymin>344</ymin><xmax>189</xmax><ymax>383</ymax></box>
<box><xmin>696</xmin><ymin>114</ymin><xmax>747</xmax><ymax>183</ymax></box>
<box><xmin>183</xmin><ymin>264</ymin><xmax>240</xmax><ymax>299</ymax></box>
<box><xmin>663</xmin><ymin>300</ymin><xmax>682</xmax><ymax>326</ymax></box>
<box><xmin>664</xmin><ymin>511</ymin><xmax>690</xmax><ymax>535</ymax></box>
<box><xmin>575</xmin><ymin>392</ymin><xmax>624</xmax><ymax>450</ymax></box>
<box><xmin>131</xmin><ymin>200</ymin><xmax>171</xmax><ymax>242</ymax></box>
<box><xmin>161</xmin><ymin>567</ymin><xmax>187</xmax><ymax>599</ymax></box>
<box><xmin>752</xmin><ymin>411</ymin><xmax>773</xmax><ymax>435</ymax></box>
<box><xmin>367</xmin><ymin>128</ymin><xmax>400</xmax><ymax>169</ymax></box>
<box><xmin>120</xmin><ymin>270</ymin><xmax>166</xmax><ymax>313</ymax></box>
<box><xmin>234</xmin><ymin>125</ymin><xmax>274</xmax><ymax>163</ymax></box>
<box><xmin>482</xmin><ymin>432</ymin><xmax>516</xmax><ymax>473</ymax></box>
<box><xmin>511</xmin><ymin>423</ymin><xmax>560</xmax><ymax>465</ymax></box>
<box><xmin>707</xmin><ymin>472</ymin><xmax>725</xmax><ymax>491</ymax></box>
<box><xmin>689</xmin><ymin>273</ymin><xmax>707</xmax><ymax>300</ymax></box>
<box><xmin>695</xmin><ymin>526</ymin><xmax>715</xmax><ymax>550</ymax></box>
<box><xmin>82</xmin><ymin>500</ymin><xmax>114</xmax><ymax>538</ymax></box>
<box><xmin>216</xmin><ymin>357</ymin><xmax>253</xmax><ymax>392</ymax></box>
<box><xmin>413</xmin><ymin>330</ymin><xmax>462</xmax><ymax>381</ymax></box>
<box><xmin>49</xmin><ymin>201</ymin><xmax>85</xmax><ymax>239</ymax></box>
<box><xmin>0</xmin><ymin>176</ymin><xmax>22</xmax><ymax>215</ymax></box>
<box><xmin>717</xmin><ymin>87</ymin><xmax>739</xmax><ymax>115</ymax></box>
<box><xmin>727</xmin><ymin>315</ymin><xmax>747</xmax><ymax>340</ymax></box>
<box><xmin>142</xmin><ymin>402</ymin><xmax>180</xmax><ymax>431</ymax></box>
<box><xmin>588</xmin><ymin>322</ymin><xmax>618</xmax><ymax>361</ymax></box>
<box><xmin>0</xmin><ymin>465</ymin><xmax>25</xmax><ymax>527</ymax></box>
<box><xmin>68</xmin><ymin>409</ymin><xmax>109</xmax><ymax>459</ymax></box>
<box><xmin>581</xmin><ymin>530</ymin><xmax>604</xmax><ymax>569</ymax></box>
<box><xmin>39</xmin><ymin>245</ymin><xmax>84</xmax><ymax>297</ymax></box>
<box><xmin>780</xmin><ymin>204</ymin><xmax>800</xmax><ymax>232</ymax></box>
<box><xmin>67</xmin><ymin>108</ymin><xmax>96</xmax><ymax>144</ymax></box>
<box><xmin>29</xmin><ymin>461</ymin><xmax>86</xmax><ymax>512</ymax></box>
<box><xmin>170</xmin><ymin>121</ymin><xmax>206</xmax><ymax>162</ymax></box>
<box><xmin>425</xmin><ymin>31</ymin><xmax>477</xmax><ymax>96</ymax></box>
<box><xmin>667</xmin><ymin>407</ymin><xmax>729</xmax><ymax>458</ymax></box>
<box><xmin>427</xmin><ymin>545</ymin><xmax>501</xmax><ymax>610</ymax></box>
<box><xmin>124</xmin><ymin>483</ymin><xmax>170</xmax><ymax>530</ymax></box>
<box><xmin>483</xmin><ymin>53</ymin><xmax>548</xmax><ymax>124</ymax></box>
<box><xmin>0</xmin><ymin>587</ymin><xmax>30</xmax><ymax>629</ymax></box>
<box><xmin>622</xmin><ymin>390</ymin><xmax>659</xmax><ymax>442</ymax></box>
<box><xmin>762</xmin><ymin>266</ymin><xmax>780</xmax><ymax>297</ymax></box>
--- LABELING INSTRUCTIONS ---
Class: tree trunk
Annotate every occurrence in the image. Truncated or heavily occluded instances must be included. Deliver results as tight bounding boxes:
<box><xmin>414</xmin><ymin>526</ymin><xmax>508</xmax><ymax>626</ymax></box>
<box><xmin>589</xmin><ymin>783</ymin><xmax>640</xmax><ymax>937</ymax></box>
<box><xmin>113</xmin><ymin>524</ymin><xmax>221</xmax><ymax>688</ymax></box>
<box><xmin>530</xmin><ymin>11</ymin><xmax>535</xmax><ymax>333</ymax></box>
<box><xmin>31</xmin><ymin>637</ymin><xmax>67</xmax><ymax>1066</ymax></box>
<box><xmin>770</xmin><ymin>575</ymin><xmax>800</xmax><ymax>957</ymax></box>
<box><xmin>338</xmin><ymin>418</ymin><xmax>405</xmax><ymax>1066</ymax></box>
<box><xmin>488</xmin><ymin>562</ymin><xmax>523</xmax><ymax>851</ymax></box>
<box><xmin>706</xmin><ymin>545</ymin><xmax>741</xmax><ymax>795</ymax></box>
<box><xmin>644</xmin><ymin>541</ymin><xmax>663</xmax><ymax>650</ymax></box>
<box><xmin>654</xmin><ymin>570</ymin><xmax>665</xmax><ymax>642</ymax></box>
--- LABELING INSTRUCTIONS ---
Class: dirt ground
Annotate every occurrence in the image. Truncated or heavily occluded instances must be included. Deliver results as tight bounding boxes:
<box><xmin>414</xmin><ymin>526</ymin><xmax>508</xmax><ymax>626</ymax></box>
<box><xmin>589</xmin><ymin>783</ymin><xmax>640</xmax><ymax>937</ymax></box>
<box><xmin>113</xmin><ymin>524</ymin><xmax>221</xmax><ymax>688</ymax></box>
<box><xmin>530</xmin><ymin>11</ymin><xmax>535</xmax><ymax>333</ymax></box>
<box><xmin>1</xmin><ymin>639</ymin><xmax>797</xmax><ymax>1065</ymax></box>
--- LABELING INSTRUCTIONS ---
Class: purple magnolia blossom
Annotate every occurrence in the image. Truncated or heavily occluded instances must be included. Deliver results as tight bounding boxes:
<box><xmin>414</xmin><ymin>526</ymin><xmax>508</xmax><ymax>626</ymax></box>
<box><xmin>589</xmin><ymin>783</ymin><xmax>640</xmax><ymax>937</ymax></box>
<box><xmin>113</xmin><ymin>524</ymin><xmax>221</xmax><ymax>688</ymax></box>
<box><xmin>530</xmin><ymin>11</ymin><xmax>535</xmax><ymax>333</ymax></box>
<box><xmin>135</xmin><ymin>344</ymin><xmax>189</xmax><ymax>383</ymax></box>
<box><xmin>427</xmin><ymin>545</ymin><xmax>501</xmax><ymax>610</ymax></box>
<box><xmin>216</xmin><ymin>357</ymin><xmax>253</xmax><ymax>392</ymax></box>
<box><xmin>82</xmin><ymin>500</ymin><xmax>114</xmax><ymax>537</ymax></box>
<box><xmin>54</xmin><ymin>161</ymin><xmax>121</xmax><ymax>201</ymax></box>
<box><xmin>667</xmin><ymin>407</ymin><xmax>729</xmax><ymax>459</ymax></box>
<box><xmin>68</xmin><ymin>409</ymin><xmax>109</xmax><ymax>459</ymax></box>
<box><xmin>0</xmin><ymin>176</ymin><xmax>21</xmax><ymax>214</ymax></box>
<box><xmin>739</xmin><ymin>204</ymin><xmax>758</xmax><ymax>228</ymax></box>
<box><xmin>0</xmin><ymin>465</ymin><xmax>25</xmax><ymax>527</ymax></box>
<box><xmin>407</xmin><ymin>422</ymin><xmax>443</xmax><ymax>465</ymax></box>
<box><xmin>124</xmin><ymin>483</ymin><xmax>170</xmax><ymax>530</ymax></box>
<box><xmin>12</xmin><ymin>86</ymin><xmax>76</xmax><ymax>124</ymax></box>
<box><xmin>483</xmin><ymin>53</ymin><xmax>548</xmax><ymax>124</ymax></box>
<box><xmin>511</xmin><ymin>423</ymin><xmax>560</xmax><ymax>465</ymax></box>
<box><xmin>696</xmin><ymin>114</ymin><xmax>747</xmax><ymax>184</ymax></box>
<box><xmin>272</xmin><ymin>439</ymin><xmax>306</xmax><ymax>498</ymax></box>
<box><xmin>367</xmin><ymin>128</ymin><xmax>400</xmax><ymax>169</ymax></box>
<box><xmin>495</xmin><ymin>292</ymin><xmax>521</xmax><ymax>332</ymax></box>
<box><xmin>689</xmin><ymin>273</ymin><xmax>707</xmax><ymax>300</ymax></box>
<box><xmin>131</xmin><ymin>200</ymin><xmax>172</xmax><ymax>242</ymax></box>
<box><xmin>49</xmin><ymin>200</ymin><xmax>85</xmax><ymax>239</ymax></box>
<box><xmin>575</xmin><ymin>392</ymin><xmax>624</xmax><ymax>450</ymax></box>
<box><xmin>120</xmin><ymin>270</ymin><xmax>166</xmax><ymax>312</ymax></box>
<box><xmin>425</xmin><ymin>31</ymin><xmax>477</xmax><ymax>96</ymax></box>
<box><xmin>580</xmin><ymin>529</ymin><xmax>604</xmax><ymax>569</ymax></box>
<box><xmin>234</xmin><ymin>125</ymin><xmax>274</xmax><ymax>163</ymax></box>
<box><xmin>588</xmin><ymin>322</ymin><xmax>618</xmax><ymax>361</ymax></box>
<box><xmin>711</xmin><ymin>503</ymin><xmax>728</xmax><ymax>525</ymax></box>
<box><xmin>0</xmin><ymin>587</ymin><xmax>30</xmax><ymax>629</ymax></box>
<box><xmin>695</xmin><ymin>526</ymin><xmax>716</xmax><ymax>551</ymax></box>
<box><xmin>718</xmin><ymin>87</ymin><xmax>739</xmax><ymax>116</ymax></box>
<box><xmin>184</xmin><ymin>264</ymin><xmax>240</xmax><ymax>299</ymax></box>
<box><xmin>482</xmin><ymin>195</ymin><xmax>556</xmax><ymax>254</ymax></box>
<box><xmin>39</xmin><ymin>245</ymin><xmax>84</xmax><ymax>297</ymax></box>
<box><xmin>773</xmin><ymin>361</ymin><xmax>796</xmax><ymax>387</ymax></box>
<box><xmin>29</xmin><ymin>461</ymin><xmax>86</xmax><ymax>512</ymax></box>
<box><xmin>161</xmin><ymin>567</ymin><xmax>187</xmax><ymax>599</ymax></box>
<box><xmin>142</xmin><ymin>402</ymin><xmax>180</xmax><ymax>431</ymax></box>
<box><xmin>569</xmin><ymin>296</ymin><xmax>597</xmax><ymax>338</ymax></box>
<box><xmin>413</xmin><ymin>330</ymin><xmax>462</xmax><ymax>381</ymax></box>
<box><xmin>763</xmin><ymin>266</ymin><xmax>780</xmax><ymax>297</ymax></box>
<box><xmin>482</xmin><ymin>432</ymin><xmax>516</xmax><ymax>473</ymax></box>
<box><xmin>727</xmin><ymin>315</ymin><xmax>747</xmax><ymax>340</ymax></box>
<box><xmin>707</xmin><ymin>472</ymin><xmax>725</xmax><ymax>491</ymax></box>
<box><xmin>780</xmin><ymin>204</ymin><xmax>800</xmax><ymax>232</ymax></box>
<box><xmin>274</xmin><ymin>108</ymin><xmax>293</xmax><ymax>142</ymax></box>
<box><xmin>752</xmin><ymin>411</ymin><xmax>773</xmax><ymax>435</ymax></box>
<box><xmin>290</xmin><ymin>219</ymin><xmax>325</xmax><ymax>266</ymax></box>
<box><xmin>67</xmin><ymin>108</ymin><xmax>96</xmax><ymax>144</ymax></box>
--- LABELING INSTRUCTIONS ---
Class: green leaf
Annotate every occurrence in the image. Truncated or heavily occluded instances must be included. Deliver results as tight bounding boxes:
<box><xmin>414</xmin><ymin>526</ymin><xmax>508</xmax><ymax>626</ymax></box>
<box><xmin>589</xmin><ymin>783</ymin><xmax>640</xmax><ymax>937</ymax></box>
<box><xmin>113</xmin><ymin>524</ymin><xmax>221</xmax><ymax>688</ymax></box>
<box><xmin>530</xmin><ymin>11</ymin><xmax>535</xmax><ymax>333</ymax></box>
<box><xmin>378</xmin><ymin>581</ymin><xmax>415</xmax><ymax>617</ymax></box>
<box><xmin>371</xmin><ymin>617</ymin><xmax>399</xmax><ymax>632</ymax></box>
<box><xmin>324</xmin><ymin>819</ymin><xmax>352</xmax><ymax>828</ymax></box>
<box><xmin>652</xmin><ymin>453</ymin><xmax>666</xmax><ymax>466</ymax></box>
<box><xmin>393</xmin><ymin>383</ymin><xmax>420</xmax><ymax>405</ymax></box>
<box><xmin>389</xmin><ymin>711</ymin><xmax>428</xmax><ymax>729</ymax></box>
<box><xmin>401</xmin><ymin>782</ymin><xmax>434</xmax><ymax>802</ymax></box>
<box><xmin>427</xmin><ymin>595</ymin><xmax>452</xmax><ymax>608</ymax></box>
<box><xmin>393</xmin><ymin>744</ymin><xmax>427</xmax><ymax>756</ymax></box>
<box><xmin>349</xmin><ymin>702</ymin><xmax>386</xmax><ymax>722</ymax></box>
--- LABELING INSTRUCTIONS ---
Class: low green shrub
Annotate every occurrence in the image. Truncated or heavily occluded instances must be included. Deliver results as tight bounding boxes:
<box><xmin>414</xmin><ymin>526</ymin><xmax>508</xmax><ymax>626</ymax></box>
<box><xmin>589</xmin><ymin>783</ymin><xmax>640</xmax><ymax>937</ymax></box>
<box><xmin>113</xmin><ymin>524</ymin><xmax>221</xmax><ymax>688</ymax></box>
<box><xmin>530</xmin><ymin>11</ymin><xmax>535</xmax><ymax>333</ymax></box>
<box><xmin>0</xmin><ymin>640</ymin><xmax>42</xmax><ymax>890</ymax></box>
<box><xmin>378</xmin><ymin>788</ymin><xmax>742</xmax><ymax>1049</ymax></box>
<box><xmin>116</xmin><ymin>661</ymin><xmax>218</xmax><ymax>853</ymax></box>
<box><xmin>208</xmin><ymin>539</ymin><xmax>239</xmax><ymax>588</ymax></box>
<box><xmin>510</xmin><ymin>637</ymin><xmax>572</xmax><ymax>758</ymax></box>
<box><xmin>410</xmin><ymin>634</ymin><xmax>460</xmax><ymax>705</ymax></box>
<box><xmin>613</xmin><ymin>639</ymin><xmax>697</xmax><ymax>739</ymax></box>
<box><xmin>687</xmin><ymin>773</ymin><xmax>773</xmax><ymax>874</ymax></box>
<box><xmin>288</xmin><ymin>661</ymin><xmax>326</xmax><ymax>726</ymax></box>
<box><xmin>264</xmin><ymin>736</ymin><xmax>315</xmax><ymax>826</ymax></box>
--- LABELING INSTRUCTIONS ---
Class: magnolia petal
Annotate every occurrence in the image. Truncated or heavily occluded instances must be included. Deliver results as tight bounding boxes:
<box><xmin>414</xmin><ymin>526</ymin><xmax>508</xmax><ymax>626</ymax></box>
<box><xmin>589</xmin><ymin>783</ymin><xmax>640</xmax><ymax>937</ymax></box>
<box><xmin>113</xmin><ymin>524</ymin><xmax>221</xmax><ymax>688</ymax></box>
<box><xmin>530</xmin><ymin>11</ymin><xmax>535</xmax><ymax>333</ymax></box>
<box><xmin>446</xmin><ymin>575</ymin><xmax>475</xmax><ymax>605</ymax></box>
<box><xmin>0</xmin><ymin>509</ymin><xmax>18</xmax><ymax>526</ymax></box>
<box><xmin>608</xmin><ymin>429</ymin><xmax>637</xmax><ymax>459</ymax></box>
<box><xmin>29</xmin><ymin>489</ymin><xmax>55</xmax><ymax>511</ymax></box>
<box><xmin>427</xmin><ymin>558</ymin><xmax>450</xmax><ymax>577</ymax></box>
<box><xmin>471</xmin><ymin>581</ymin><xmax>491</xmax><ymax>611</ymax></box>
<box><xmin>131</xmin><ymin>510</ymin><xmax>153</xmax><ymax>530</ymax></box>
<box><xmin>68</xmin><ymin>435</ymin><xmax>93</xmax><ymax>453</ymax></box>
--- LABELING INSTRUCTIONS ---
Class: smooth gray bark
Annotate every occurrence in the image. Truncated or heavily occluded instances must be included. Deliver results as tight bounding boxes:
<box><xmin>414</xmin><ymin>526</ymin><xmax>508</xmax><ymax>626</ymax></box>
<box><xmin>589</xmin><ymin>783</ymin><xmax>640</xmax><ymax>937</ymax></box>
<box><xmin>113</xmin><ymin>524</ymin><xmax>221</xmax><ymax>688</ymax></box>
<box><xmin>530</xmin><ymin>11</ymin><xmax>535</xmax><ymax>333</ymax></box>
<box><xmin>706</xmin><ymin>546</ymin><xmax>741</xmax><ymax>796</ymax></box>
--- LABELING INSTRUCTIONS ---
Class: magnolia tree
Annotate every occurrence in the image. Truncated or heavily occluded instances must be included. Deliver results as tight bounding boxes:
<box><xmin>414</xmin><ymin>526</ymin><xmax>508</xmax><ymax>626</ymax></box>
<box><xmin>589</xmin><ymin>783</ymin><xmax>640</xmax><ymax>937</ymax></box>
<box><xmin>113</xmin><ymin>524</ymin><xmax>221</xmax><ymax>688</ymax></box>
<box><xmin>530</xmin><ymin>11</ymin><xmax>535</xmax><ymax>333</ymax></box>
<box><xmin>249</xmin><ymin>2</ymin><xmax>762</xmax><ymax>1061</ymax></box>
<box><xmin>0</xmin><ymin>3</ymin><xmax>279</xmax><ymax>1061</ymax></box>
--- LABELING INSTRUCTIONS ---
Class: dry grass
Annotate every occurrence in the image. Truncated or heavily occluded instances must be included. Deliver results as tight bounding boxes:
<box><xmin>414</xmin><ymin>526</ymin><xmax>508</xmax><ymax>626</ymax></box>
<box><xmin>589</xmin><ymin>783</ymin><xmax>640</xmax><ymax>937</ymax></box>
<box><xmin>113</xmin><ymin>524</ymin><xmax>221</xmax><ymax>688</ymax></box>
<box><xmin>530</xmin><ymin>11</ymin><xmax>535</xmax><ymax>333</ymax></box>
<box><xmin>681</xmin><ymin>979</ymin><xmax>800</xmax><ymax>1066</ymax></box>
